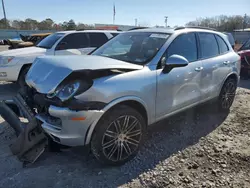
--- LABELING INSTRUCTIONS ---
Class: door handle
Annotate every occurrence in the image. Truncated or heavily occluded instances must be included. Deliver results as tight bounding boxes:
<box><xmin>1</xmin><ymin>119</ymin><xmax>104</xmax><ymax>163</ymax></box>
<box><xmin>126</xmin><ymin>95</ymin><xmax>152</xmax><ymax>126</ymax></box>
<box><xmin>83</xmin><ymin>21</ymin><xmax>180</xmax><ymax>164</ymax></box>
<box><xmin>223</xmin><ymin>61</ymin><xmax>231</xmax><ymax>65</ymax></box>
<box><xmin>195</xmin><ymin>67</ymin><xmax>203</xmax><ymax>72</ymax></box>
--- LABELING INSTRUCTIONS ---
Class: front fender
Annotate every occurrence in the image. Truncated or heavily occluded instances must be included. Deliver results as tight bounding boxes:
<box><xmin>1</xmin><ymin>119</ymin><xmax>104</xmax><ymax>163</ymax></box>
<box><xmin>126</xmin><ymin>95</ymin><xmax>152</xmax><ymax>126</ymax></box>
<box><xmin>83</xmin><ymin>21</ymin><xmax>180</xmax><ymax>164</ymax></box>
<box><xmin>84</xmin><ymin>95</ymin><xmax>150</xmax><ymax>145</ymax></box>
<box><xmin>102</xmin><ymin>95</ymin><xmax>148</xmax><ymax>113</ymax></box>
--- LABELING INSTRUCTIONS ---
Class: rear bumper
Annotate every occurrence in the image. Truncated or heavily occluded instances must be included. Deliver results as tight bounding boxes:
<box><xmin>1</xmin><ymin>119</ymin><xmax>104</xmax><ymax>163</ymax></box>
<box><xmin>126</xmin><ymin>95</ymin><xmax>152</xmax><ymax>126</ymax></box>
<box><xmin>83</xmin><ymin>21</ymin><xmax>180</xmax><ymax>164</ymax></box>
<box><xmin>36</xmin><ymin>105</ymin><xmax>104</xmax><ymax>146</ymax></box>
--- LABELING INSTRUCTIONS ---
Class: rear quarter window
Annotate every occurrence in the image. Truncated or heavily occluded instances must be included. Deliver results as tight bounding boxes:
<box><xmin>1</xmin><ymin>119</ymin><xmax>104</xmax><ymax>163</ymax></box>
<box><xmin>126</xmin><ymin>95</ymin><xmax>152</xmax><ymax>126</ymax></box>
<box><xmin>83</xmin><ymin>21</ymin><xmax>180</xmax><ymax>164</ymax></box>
<box><xmin>198</xmin><ymin>33</ymin><xmax>219</xmax><ymax>59</ymax></box>
<box><xmin>215</xmin><ymin>35</ymin><xmax>229</xmax><ymax>54</ymax></box>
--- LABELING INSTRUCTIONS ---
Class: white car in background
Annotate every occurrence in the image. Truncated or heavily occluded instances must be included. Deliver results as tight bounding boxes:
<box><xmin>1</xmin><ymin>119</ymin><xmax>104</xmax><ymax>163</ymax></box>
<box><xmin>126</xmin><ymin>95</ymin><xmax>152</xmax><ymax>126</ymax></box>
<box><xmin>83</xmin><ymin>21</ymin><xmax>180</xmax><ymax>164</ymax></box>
<box><xmin>0</xmin><ymin>30</ymin><xmax>120</xmax><ymax>86</ymax></box>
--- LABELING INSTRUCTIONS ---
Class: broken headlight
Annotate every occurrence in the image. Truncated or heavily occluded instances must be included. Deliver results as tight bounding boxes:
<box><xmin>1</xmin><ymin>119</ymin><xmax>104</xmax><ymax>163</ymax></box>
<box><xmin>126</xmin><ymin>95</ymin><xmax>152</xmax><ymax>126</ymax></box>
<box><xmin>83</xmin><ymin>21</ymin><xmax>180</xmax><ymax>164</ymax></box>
<box><xmin>56</xmin><ymin>81</ymin><xmax>80</xmax><ymax>102</ymax></box>
<box><xmin>47</xmin><ymin>80</ymin><xmax>84</xmax><ymax>102</ymax></box>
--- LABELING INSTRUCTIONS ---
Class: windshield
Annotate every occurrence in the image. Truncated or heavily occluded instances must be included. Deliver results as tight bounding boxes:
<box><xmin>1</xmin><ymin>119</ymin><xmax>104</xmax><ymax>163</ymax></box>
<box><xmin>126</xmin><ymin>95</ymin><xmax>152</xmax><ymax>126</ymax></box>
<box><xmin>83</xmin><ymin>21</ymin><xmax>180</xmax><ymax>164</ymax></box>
<box><xmin>37</xmin><ymin>33</ymin><xmax>65</xmax><ymax>49</ymax></box>
<box><xmin>92</xmin><ymin>32</ymin><xmax>169</xmax><ymax>65</ymax></box>
<box><xmin>240</xmin><ymin>38</ymin><xmax>250</xmax><ymax>51</ymax></box>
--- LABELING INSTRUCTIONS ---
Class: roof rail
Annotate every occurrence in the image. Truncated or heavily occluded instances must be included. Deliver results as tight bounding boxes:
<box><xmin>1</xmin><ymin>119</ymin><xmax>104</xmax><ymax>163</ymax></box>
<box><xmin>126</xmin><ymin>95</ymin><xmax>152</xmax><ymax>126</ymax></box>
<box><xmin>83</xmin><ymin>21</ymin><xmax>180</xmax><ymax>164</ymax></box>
<box><xmin>76</xmin><ymin>28</ymin><xmax>122</xmax><ymax>31</ymax></box>
<box><xmin>128</xmin><ymin>27</ymin><xmax>149</xmax><ymax>31</ymax></box>
<box><xmin>174</xmin><ymin>26</ymin><xmax>185</xmax><ymax>30</ymax></box>
<box><xmin>174</xmin><ymin>26</ymin><xmax>217</xmax><ymax>31</ymax></box>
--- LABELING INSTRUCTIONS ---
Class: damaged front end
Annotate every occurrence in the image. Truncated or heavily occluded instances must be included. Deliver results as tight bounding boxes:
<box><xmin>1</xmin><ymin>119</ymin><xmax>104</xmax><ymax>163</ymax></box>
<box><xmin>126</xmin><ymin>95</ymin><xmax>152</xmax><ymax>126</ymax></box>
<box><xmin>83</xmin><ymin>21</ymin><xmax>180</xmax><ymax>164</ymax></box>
<box><xmin>0</xmin><ymin>55</ymin><xmax>143</xmax><ymax>164</ymax></box>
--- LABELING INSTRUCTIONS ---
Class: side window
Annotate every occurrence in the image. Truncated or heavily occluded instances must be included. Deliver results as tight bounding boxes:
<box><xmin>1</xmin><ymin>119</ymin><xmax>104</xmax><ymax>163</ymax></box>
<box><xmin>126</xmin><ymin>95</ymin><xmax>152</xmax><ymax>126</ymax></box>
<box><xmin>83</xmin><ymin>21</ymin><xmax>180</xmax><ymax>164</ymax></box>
<box><xmin>56</xmin><ymin>33</ymin><xmax>89</xmax><ymax>50</ymax></box>
<box><xmin>166</xmin><ymin>33</ymin><xmax>197</xmax><ymax>62</ymax></box>
<box><xmin>88</xmin><ymin>33</ymin><xmax>108</xmax><ymax>47</ymax></box>
<box><xmin>215</xmin><ymin>35</ymin><xmax>229</xmax><ymax>54</ymax></box>
<box><xmin>198</xmin><ymin>33</ymin><xmax>219</xmax><ymax>59</ymax></box>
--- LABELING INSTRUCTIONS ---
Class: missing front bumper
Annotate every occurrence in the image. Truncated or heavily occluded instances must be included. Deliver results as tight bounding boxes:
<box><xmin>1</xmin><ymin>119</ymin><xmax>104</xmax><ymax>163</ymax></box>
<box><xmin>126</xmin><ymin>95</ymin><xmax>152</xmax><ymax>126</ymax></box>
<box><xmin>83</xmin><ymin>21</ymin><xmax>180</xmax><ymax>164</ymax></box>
<box><xmin>10</xmin><ymin>119</ymin><xmax>48</xmax><ymax>164</ymax></box>
<box><xmin>0</xmin><ymin>93</ymin><xmax>48</xmax><ymax>164</ymax></box>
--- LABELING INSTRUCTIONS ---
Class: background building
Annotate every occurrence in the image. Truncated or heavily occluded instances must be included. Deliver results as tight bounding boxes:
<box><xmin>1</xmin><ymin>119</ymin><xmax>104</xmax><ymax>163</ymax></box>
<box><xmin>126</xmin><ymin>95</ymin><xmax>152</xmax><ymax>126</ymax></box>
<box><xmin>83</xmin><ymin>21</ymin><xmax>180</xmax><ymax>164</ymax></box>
<box><xmin>95</xmin><ymin>23</ymin><xmax>138</xmax><ymax>31</ymax></box>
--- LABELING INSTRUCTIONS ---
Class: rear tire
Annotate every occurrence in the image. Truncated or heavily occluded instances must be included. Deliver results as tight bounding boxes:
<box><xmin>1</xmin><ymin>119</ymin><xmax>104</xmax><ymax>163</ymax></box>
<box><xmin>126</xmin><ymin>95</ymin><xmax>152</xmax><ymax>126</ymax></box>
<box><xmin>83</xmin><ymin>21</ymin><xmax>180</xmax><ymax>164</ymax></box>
<box><xmin>91</xmin><ymin>105</ymin><xmax>146</xmax><ymax>166</ymax></box>
<box><xmin>18</xmin><ymin>66</ymin><xmax>30</xmax><ymax>88</ymax></box>
<box><xmin>218</xmin><ymin>78</ymin><xmax>237</xmax><ymax>111</ymax></box>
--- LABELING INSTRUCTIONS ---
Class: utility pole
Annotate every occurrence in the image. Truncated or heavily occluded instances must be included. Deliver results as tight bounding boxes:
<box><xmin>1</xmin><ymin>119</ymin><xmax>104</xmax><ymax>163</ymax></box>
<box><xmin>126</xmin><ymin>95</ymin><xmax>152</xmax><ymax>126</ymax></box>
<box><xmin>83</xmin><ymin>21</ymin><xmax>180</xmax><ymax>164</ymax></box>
<box><xmin>1</xmin><ymin>0</ymin><xmax>7</xmax><ymax>28</ymax></box>
<box><xmin>113</xmin><ymin>3</ymin><xmax>116</xmax><ymax>25</ymax></box>
<box><xmin>135</xmin><ymin>18</ymin><xmax>137</xmax><ymax>26</ymax></box>
<box><xmin>164</xmin><ymin>16</ymin><xmax>168</xmax><ymax>28</ymax></box>
<box><xmin>243</xmin><ymin>13</ymin><xmax>247</xmax><ymax>31</ymax></box>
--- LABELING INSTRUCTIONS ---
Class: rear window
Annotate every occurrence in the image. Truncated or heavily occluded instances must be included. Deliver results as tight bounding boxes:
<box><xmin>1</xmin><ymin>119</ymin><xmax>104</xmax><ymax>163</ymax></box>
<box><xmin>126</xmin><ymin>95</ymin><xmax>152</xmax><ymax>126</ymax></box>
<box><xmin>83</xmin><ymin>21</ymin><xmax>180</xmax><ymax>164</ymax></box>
<box><xmin>224</xmin><ymin>32</ymin><xmax>235</xmax><ymax>45</ymax></box>
<box><xmin>88</xmin><ymin>33</ymin><xmax>108</xmax><ymax>47</ymax></box>
<box><xmin>215</xmin><ymin>35</ymin><xmax>229</xmax><ymax>54</ymax></box>
<box><xmin>198</xmin><ymin>33</ymin><xmax>219</xmax><ymax>59</ymax></box>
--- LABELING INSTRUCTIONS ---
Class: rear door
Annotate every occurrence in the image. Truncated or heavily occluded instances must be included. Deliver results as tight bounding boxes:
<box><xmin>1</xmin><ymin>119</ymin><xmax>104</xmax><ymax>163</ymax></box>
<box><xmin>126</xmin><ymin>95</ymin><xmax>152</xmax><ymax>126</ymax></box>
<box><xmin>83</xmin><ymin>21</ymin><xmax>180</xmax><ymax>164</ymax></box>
<box><xmin>199</xmin><ymin>32</ymin><xmax>231</xmax><ymax>101</ymax></box>
<box><xmin>54</xmin><ymin>33</ymin><xmax>90</xmax><ymax>55</ymax></box>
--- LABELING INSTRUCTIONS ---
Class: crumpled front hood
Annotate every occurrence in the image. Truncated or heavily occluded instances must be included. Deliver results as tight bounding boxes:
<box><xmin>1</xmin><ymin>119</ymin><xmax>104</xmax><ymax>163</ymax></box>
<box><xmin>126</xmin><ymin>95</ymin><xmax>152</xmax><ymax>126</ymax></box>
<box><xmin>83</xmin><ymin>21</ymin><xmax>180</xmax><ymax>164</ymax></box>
<box><xmin>26</xmin><ymin>55</ymin><xmax>143</xmax><ymax>94</ymax></box>
<box><xmin>0</xmin><ymin>46</ymin><xmax>46</xmax><ymax>57</ymax></box>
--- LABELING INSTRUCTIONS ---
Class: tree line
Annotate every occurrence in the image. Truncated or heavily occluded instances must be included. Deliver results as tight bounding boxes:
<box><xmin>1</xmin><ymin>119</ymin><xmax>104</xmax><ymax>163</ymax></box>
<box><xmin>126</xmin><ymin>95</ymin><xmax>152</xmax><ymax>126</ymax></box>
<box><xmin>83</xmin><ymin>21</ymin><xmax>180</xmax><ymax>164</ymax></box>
<box><xmin>0</xmin><ymin>18</ymin><xmax>94</xmax><ymax>30</ymax></box>
<box><xmin>0</xmin><ymin>15</ymin><xmax>249</xmax><ymax>32</ymax></box>
<box><xmin>186</xmin><ymin>15</ymin><xmax>250</xmax><ymax>32</ymax></box>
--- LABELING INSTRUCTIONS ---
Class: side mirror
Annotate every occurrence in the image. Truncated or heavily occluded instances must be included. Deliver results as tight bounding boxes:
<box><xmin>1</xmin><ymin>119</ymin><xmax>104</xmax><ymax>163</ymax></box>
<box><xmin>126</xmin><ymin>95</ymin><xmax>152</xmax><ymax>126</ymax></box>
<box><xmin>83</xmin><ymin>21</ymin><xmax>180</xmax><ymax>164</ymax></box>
<box><xmin>56</xmin><ymin>42</ymin><xmax>67</xmax><ymax>50</ymax></box>
<box><xmin>162</xmin><ymin>55</ymin><xmax>189</xmax><ymax>74</ymax></box>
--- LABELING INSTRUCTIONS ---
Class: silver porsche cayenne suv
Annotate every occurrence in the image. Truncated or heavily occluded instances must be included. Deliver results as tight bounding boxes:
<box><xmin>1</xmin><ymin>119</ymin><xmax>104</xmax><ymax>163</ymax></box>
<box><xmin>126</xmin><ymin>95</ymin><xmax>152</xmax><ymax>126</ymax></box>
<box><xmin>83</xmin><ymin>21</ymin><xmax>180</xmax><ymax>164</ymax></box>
<box><xmin>25</xmin><ymin>27</ymin><xmax>241</xmax><ymax>165</ymax></box>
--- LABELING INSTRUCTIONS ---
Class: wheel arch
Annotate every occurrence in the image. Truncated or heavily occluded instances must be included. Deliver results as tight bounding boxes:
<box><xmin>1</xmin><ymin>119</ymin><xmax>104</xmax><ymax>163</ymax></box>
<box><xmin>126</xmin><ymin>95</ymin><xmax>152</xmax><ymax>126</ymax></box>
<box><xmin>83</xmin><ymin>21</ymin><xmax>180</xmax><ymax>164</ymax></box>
<box><xmin>218</xmin><ymin>72</ymin><xmax>239</xmax><ymax>96</ymax></box>
<box><xmin>84</xmin><ymin>96</ymin><xmax>149</xmax><ymax>145</ymax></box>
<box><xmin>223</xmin><ymin>72</ymin><xmax>239</xmax><ymax>85</ymax></box>
<box><xmin>17</xmin><ymin>63</ymin><xmax>32</xmax><ymax>80</ymax></box>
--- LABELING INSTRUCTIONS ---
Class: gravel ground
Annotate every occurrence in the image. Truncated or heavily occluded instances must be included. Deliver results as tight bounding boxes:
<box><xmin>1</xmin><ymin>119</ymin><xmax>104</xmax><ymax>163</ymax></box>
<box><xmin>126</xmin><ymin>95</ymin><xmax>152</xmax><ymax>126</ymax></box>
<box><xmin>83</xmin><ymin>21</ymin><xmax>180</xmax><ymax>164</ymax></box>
<box><xmin>0</xmin><ymin>80</ymin><xmax>249</xmax><ymax>188</ymax></box>
<box><xmin>0</xmin><ymin>42</ymin><xmax>249</xmax><ymax>188</ymax></box>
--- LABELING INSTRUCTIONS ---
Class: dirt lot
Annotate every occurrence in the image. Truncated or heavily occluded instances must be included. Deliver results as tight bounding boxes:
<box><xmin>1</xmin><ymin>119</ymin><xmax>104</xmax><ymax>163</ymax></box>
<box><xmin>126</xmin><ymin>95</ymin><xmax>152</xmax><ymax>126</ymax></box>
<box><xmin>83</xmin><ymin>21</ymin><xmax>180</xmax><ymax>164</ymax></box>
<box><xmin>0</xmin><ymin>80</ymin><xmax>249</xmax><ymax>188</ymax></box>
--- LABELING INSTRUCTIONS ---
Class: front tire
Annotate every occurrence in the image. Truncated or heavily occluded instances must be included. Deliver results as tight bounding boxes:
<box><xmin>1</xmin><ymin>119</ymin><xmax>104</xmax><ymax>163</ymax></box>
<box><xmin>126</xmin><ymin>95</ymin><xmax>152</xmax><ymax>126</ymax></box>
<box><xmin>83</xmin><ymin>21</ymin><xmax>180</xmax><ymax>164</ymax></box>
<box><xmin>218</xmin><ymin>78</ymin><xmax>237</xmax><ymax>111</ymax></box>
<box><xmin>91</xmin><ymin>105</ymin><xmax>146</xmax><ymax>166</ymax></box>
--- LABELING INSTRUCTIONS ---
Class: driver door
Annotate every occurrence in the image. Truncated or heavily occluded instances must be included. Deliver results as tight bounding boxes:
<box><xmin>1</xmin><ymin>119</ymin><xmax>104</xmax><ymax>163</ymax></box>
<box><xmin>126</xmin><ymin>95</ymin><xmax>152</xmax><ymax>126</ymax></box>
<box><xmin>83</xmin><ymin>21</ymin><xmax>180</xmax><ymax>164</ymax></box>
<box><xmin>155</xmin><ymin>32</ymin><xmax>203</xmax><ymax>120</ymax></box>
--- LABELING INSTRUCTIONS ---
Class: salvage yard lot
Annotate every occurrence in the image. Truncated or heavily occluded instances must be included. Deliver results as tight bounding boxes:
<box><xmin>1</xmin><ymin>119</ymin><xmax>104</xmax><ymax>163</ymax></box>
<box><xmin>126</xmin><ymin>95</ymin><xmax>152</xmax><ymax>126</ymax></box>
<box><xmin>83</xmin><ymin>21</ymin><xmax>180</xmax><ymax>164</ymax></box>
<box><xmin>0</xmin><ymin>44</ymin><xmax>249</xmax><ymax>187</ymax></box>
